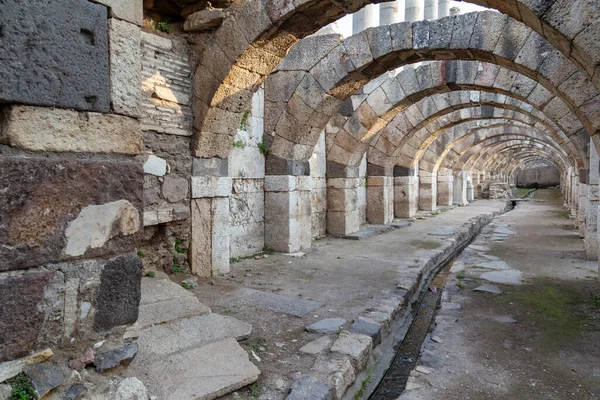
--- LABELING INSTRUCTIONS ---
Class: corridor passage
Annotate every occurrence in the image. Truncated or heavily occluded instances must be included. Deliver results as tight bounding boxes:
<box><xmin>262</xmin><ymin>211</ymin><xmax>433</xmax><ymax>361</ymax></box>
<box><xmin>402</xmin><ymin>190</ymin><xmax>600</xmax><ymax>399</ymax></box>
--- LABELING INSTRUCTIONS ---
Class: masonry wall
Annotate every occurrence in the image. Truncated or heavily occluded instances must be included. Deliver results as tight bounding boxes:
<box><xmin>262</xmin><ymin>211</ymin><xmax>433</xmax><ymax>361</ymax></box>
<box><xmin>517</xmin><ymin>167</ymin><xmax>561</xmax><ymax>188</ymax></box>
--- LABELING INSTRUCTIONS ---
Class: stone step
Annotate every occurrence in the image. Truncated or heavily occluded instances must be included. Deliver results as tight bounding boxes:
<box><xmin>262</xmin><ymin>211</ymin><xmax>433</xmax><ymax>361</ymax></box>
<box><xmin>137</xmin><ymin>277</ymin><xmax>211</xmax><ymax>328</ymax></box>
<box><xmin>131</xmin><ymin>338</ymin><xmax>260</xmax><ymax>400</ymax></box>
<box><xmin>136</xmin><ymin>313</ymin><xmax>252</xmax><ymax>359</ymax></box>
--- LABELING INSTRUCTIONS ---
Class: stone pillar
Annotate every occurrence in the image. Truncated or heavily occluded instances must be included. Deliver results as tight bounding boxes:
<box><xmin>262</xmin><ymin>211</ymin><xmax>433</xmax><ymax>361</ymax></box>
<box><xmin>467</xmin><ymin>174</ymin><xmax>475</xmax><ymax>202</ymax></box>
<box><xmin>264</xmin><ymin>176</ymin><xmax>312</xmax><ymax>253</ymax></box>
<box><xmin>380</xmin><ymin>1</ymin><xmax>400</xmax><ymax>25</ymax></box>
<box><xmin>367</xmin><ymin>176</ymin><xmax>394</xmax><ymax>224</ymax></box>
<box><xmin>571</xmin><ymin>176</ymin><xmax>579</xmax><ymax>218</ymax></box>
<box><xmin>578</xmin><ymin>182</ymin><xmax>587</xmax><ymax>238</ymax></box>
<box><xmin>405</xmin><ymin>0</ymin><xmax>424</xmax><ymax>22</ymax></box>
<box><xmin>191</xmin><ymin>174</ymin><xmax>232</xmax><ymax>277</ymax></box>
<box><xmin>438</xmin><ymin>0</ymin><xmax>451</xmax><ymax>17</ymax></box>
<box><xmin>585</xmin><ymin>143</ymin><xmax>599</xmax><ymax>260</ymax></box>
<box><xmin>353</xmin><ymin>5</ymin><xmax>376</xmax><ymax>34</ymax></box>
<box><xmin>327</xmin><ymin>176</ymin><xmax>361</xmax><ymax>236</ymax></box>
<box><xmin>419</xmin><ymin>171</ymin><xmax>437</xmax><ymax>211</ymax></box>
<box><xmin>453</xmin><ymin>171</ymin><xmax>468</xmax><ymax>206</ymax></box>
<box><xmin>394</xmin><ymin>176</ymin><xmax>419</xmax><ymax>218</ymax></box>
<box><xmin>437</xmin><ymin>174</ymin><xmax>453</xmax><ymax>206</ymax></box>
<box><xmin>424</xmin><ymin>0</ymin><xmax>437</xmax><ymax>20</ymax></box>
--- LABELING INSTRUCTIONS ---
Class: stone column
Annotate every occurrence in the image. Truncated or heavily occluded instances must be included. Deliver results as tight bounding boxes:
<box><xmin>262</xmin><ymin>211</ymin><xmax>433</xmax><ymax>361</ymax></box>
<box><xmin>424</xmin><ymin>0</ymin><xmax>437</xmax><ymax>20</ymax></box>
<box><xmin>453</xmin><ymin>171</ymin><xmax>468</xmax><ymax>206</ymax></box>
<box><xmin>419</xmin><ymin>171</ymin><xmax>437</xmax><ymax>211</ymax></box>
<box><xmin>367</xmin><ymin>176</ymin><xmax>394</xmax><ymax>224</ymax></box>
<box><xmin>265</xmin><ymin>175</ymin><xmax>313</xmax><ymax>253</ymax></box>
<box><xmin>405</xmin><ymin>0</ymin><xmax>424</xmax><ymax>22</ymax></box>
<box><xmin>586</xmin><ymin>143</ymin><xmax>599</xmax><ymax>260</ymax></box>
<box><xmin>466</xmin><ymin>174</ymin><xmax>475</xmax><ymax>202</ymax></box>
<box><xmin>394</xmin><ymin>175</ymin><xmax>419</xmax><ymax>218</ymax></box>
<box><xmin>353</xmin><ymin>5</ymin><xmax>376</xmax><ymax>34</ymax></box>
<box><xmin>578</xmin><ymin>181</ymin><xmax>587</xmax><ymax>238</ymax></box>
<box><xmin>571</xmin><ymin>175</ymin><xmax>579</xmax><ymax>218</ymax></box>
<box><xmin>380</xmin><ymin>1</ymin><xmax>399</xmax><ymax>25</ymax></box>
<box><xmin>190</xmin><ymin>173</ymin><xmax>232</xmax><ymax>277</ymax></box>
<box><xmin>327</xmin><ymin>176</ymin><xmax>361</xmax><ymax>236</ymax></box>
<box><xmin>438</xmin><ymin>0</ymin><xmax>451</xmax><ymax>18</ymax></box>
<box><xmin>437</xmin><ymin>174</ymin><xmax>453</xmax><ymax>206</ymax></box>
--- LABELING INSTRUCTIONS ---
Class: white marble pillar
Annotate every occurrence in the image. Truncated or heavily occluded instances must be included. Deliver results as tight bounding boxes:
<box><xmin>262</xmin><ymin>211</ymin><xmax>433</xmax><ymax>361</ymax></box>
<box><xmin>353</xmin><ymin>5</ymin><xmax>376</xmax><ymax>34</ymax></box>
<box><xmin>424</xmin><ymin>0</ymin><xmax>437</xmax><ymax>20</ymax></box>
<box><xmin>367</xmin><ymin>176</ymin><xmax>394</xmax><ymax>224</ymax></box>
<box><xmin>438</xmin><ymin>0</ymin><xmax>451</xmax><ymax>18</ymax></box>
<box><xmin>405</xmin><ymin>0</ymin><xmax>424</xmax><ymax>22</ymax></box>
<box><xmin>453</xmin><ymin>171</ymin><xmax>468</xmax><ymax>206</ymax></box>
<box><xmin>394</xmin><ymin>176</ymin><xmax>419</xmax><ymax>218</ymax></box>
<box><xmin>586</xmin><ymin>142</ymin><xmax>600</xmax><ymax>260</ymax></box>
<box><xmin>265</xmin><ymin>176</ymin><xmax>313</xmax><ymax>253</ymax></box>
<box><xmin>467</xmin><ymin>174</ymin><xmax>475</xmax><ymax>202</ymax></box>
<box><xmin>380</xmin><ymin>1</ymin><xmax>400</xmax><ymax>25</ymax></box>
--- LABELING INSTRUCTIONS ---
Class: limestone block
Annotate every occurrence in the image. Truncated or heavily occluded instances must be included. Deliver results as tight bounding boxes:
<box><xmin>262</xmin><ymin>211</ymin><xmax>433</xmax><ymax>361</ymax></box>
<box><xmin>91</xmin><ymin>0</ymin><xmax>142</xmax><ymax>25</ymax></box>
<box><xmin>265</xmin><ymin>175</ymin><xmax>297</xmax><ymax>192</ymax></box>
<box><xmin>312</xmin><ymin>211</ymin><xmax>327</xmax><ymax>237</ymax></box>
<box><xmin>190</xmin><ymin>198</ymin><xmax>231</xmax><ymax>277</ymax></box>
<box><xmin>162</xmin><ymin>176</ymin><xmax>189</xmax><ymax>203</ymax></box>
<box><xmin>1</xmin><ymin>106</ymin><xmax>142</xmax><ymax>155</ymax></box>
<box><xmin>265</xmin><ymin>190</ymin><xmax>312</xmax><ymax>253</ymax></box>
<box><xmin>141</xmin><ymin>31</ymin><xmax>172</xmax><ymax>50</ymax></box>
<box><xmin>191</xmin><ymin>177</ymin><xmax>233</xmax><ymax>198</ymax></box>
<box><xmin>109</xmin><ymin>18</ymin><xmax>141</xmax><ymax>117</ymax></box>
<box><xmin>327</xmin><ymin>188</ymin><xmax>359</xmax><ymax>213</ymax></box>
<box><xmin>144</xmin><ymin>155</ymin><xmax>168</xmax><ymax>176</ymax></box>
<box><xmin>229</xmin><ymin>145</ymin><xmax>265</xmax><ymax>179</ymax></box>
<box><xmin>331</xmin><ymin>332</ymin><xmax>372</xmax><ymax>371</ymax></box>
<box><xmin>193</xmin><ymin>157</ymin><xmax>228</xmax><ymax>177</ymax></box>
<box><xmin>184</xmin><ymin>9</ymin><xmax>225</xmax><ymax>32</ymax></box>
<box><xmin>0</xmin><ymin>156</ymin><xmax>143</xmax><ymax>271</ymax></box>
<box><xmin>367</xmin><ymin>177</ymin><xmax>394</xmax><ymax>224</ymax></box>
<box><xmin>394</xmin><ymin>176</ymin><xmax>419</xmax><ymax>218</ymax></box>
<box><xmin>64</xmin><ymin>200</ymin><xmax>140</xmax><ymax>257</ymax></box>
<box><xmin>0</xmin><ymin>0</ymin><xmax>110</xmax><ymax>111</ymax></box>
<box><xmin>313</xmin><ymin>356</ymin><xmax>355</xmax><ymax>400</ymax></box>
<box><xmin>327</xmin><ymin>210</ymin><xmax>360</xmax><ymax>236</ymax></box>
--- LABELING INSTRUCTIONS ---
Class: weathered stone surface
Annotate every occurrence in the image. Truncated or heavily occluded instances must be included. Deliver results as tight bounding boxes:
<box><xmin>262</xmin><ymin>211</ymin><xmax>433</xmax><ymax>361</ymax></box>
<box><xmin>480</xmin><ymin>269</ymin><xmax>523</xmax><ymax>285</ymax></box>
<box><xmin>0</xmin><ymin>0</ymin><xmax>110</xmax><ymax>111</ymax></box>
<box><xmin>0</xmin><ymin>156</ymin><xmax>143</xmax><ymax>271</ymax></box>
<box><xmin>299</xmin><ymin>336</ymin><xmax>332</xmax><ymax>355</ymax></box>
<box><xmin>192</xmin><ymin>158</ymin><xmax>228</xmax><ymax>177</ymax></box>
<box><xmin>24</xmin><ymin>363</ymin><xmax>64</xmax><ymax>398</ymax></box>
<box><xmin>114</xmin><ymin>377</ymin><xmax>148</xmax><ymax>400</ymax></box>
<box><xmin>184</xmin><ymin>9</ymin><xmax>225</xmax><ymax>31</ymax></box>
<box><xmin>349</xmin><ymin>317</ymin><xmax>382</xmax><ymax>346</ymax></box>
<box><xmin>162</xmin><ymin>176</ymin><xmax>189</xmax><ymax>203</ymax></box>
<box><xmin>312</xmin><ymin>356</ymin><xmax>355</xmax><ymax>399</ymax></box>
<box><xmin>286</xmin><ymin>376</ymin><xmax>333</xmax><ymax>400</ymax></box>
<box><xmin>305</xmin><ymin>318</ymin><xmax>346</xmax><ymax>334</ymax></box>
<box><xmin>109</xmin><ymin>18</ymin><xmax>141</xmax><ymax>117</ymax></box>
<box><xmin>65</xmin><ymin>200</ymin><xmax>140</xmax><ymax>257</ymax></box>
<box><xmin>94</xmin><ymin>255</ymin><xmax>142</xmax><ymax>332</ymax></box>
<box><xmin>94</xmin><ymin>342</ymin><xmax>139</xmax><ymax>372</ymax></box>
<box><xmin>144</xmin><ymin>155</ymin><xmax>168</xmax><ymax>176</ymax></box>
<box><xmin>331</xmin><ymin>332</ymin><xmax>372</xmax><ymax>370</ymax></box>
<box><xmin>91</xmin><ymin>0</ymin><xmax>143</xmax><ymax>25</ymax></box>
<box><xmin>135</xmin><ymin>338</ymin><xmax>260</xmax><ymax>400</ymax></box>
<box><xmin>1</xmin><ymin>106</ymin><xmax>142</xmax><ymax>154</ymax></box>
<box><xmin>474</xmin><ymin>284</ymin><xmax>503</xmax><ymax>294</ymax></box>
<box><xmin>64</xmin><ymin>383</ymin><xmax>88</xmax><ymax>400</ymax></box>
<box><xmin>0</xmin><ymin>349</ymin><xmax>53</xmax><ymax>381</ymax></box>
<box><xmin>239</xmin><ymin>289</ymin><xmax>322</xmax><ymax>317</ymax></box>
<box><xmin>0</xmin><ymin>385</ymin><xmax>11</xmax><ymax>400</ymax></box>
<box><xmin>0</xmin><ymin>272</ymin><xmax>56</xmax><ymax>362</ymax></box>
<box><xmin>69</xmin><ymin>348</ymin><xmax>95</xmax><ymax>371</ymax></box>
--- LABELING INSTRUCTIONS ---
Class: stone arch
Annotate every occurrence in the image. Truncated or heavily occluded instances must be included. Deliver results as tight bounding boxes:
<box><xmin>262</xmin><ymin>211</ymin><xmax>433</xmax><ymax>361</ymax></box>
<box><xmin>473</xmin><ymin>143</ymin><xmax>567</xmax><ymax>173</ymax></box>
<box><xmin>265</xmin><ymin>13</ymin><xmax>600</xmax><ymax>164</ymax></box>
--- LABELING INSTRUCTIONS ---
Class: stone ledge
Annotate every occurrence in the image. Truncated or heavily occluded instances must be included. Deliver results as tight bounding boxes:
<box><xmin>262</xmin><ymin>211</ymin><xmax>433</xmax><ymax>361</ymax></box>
<box><xmin>191</xmin><ymin>177</ymin><xmax>233</xmax><ymax>198</ymax></box>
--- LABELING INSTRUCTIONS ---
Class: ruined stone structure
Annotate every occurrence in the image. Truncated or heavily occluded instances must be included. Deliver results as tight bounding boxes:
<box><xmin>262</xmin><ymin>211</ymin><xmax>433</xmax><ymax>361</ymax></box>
<box><xmin>1</xmin><ymin>0</ymin><xmax>599</xmax><ymax>398</ymax></box>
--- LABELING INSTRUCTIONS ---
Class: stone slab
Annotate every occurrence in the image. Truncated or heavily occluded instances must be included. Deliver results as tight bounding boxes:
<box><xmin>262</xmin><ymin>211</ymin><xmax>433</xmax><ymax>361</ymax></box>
<box><xmin>286</xmin><ymin>376</ymin><xmax>333</xmax><ymax>400</ymax></box>
<box><xmin>480</xmin><ymin>269</ymin><xmax>523</xmax><ymax>285</ymax></box>
<box><xmin>91</xmin><ymin>0</ymin><xmax>143</xmax><ymax>25</ymax></box>
<box><xmin>331</xmin><ymin>332</ymin><xmax>372</xmax><ymax>370</ymax></box>
<box><xmin>299</xmin><ymin>336</ymin><xmax>332</xmax><ymax>355</ymax></box>
<box><xmin>0</xmin><ymin>349</ymin><xmax>53</xmax><ymax>382</ymax></box>
<box><xmin>306</xmin><ymin>318</ymin><xmax>347</xmax><ymax>334</ymax></box>
<box><xmin>134</xmin><ymin>338</ymin><xmax>260</xmax><ymax>400</ymax></box>
<box><xmin>391</xmin><ymin>221</ymin><xmax>412</xmax><ymax>229</ymax></box>
<box><xmin>0</xmin><ymin>156</ymin><xmax>143</xmax><ymax>271</ymax></box>
<box><xmin>24</xmin><ymin>363</ymin><xmax>64</xmax><ymax>398</ymax></box>
<box><xmin>138</xmin><ymin>314</ymin><xmax>252</xmax><ymax>358</ymax></box>
<box><xmin>137</xmin><ymin>277</ymin><xmax>211</xmax><ymax>328</ymax></box>
<box><xmin>349</xmin><ymin>317</ymin><xmax>382</xmax><ymax>346</ymax></box>
<box><xmin>0</xmin><ymin>0</ymin><xmax>110</xmax><ymax>111</ymax></box>
<box><xmin>473</xmin><ymin>284</ymin><xmax>503</xmax><ymax>294</ymax></box>
<box><xmin>109</xmin><ymin>18</ymin><xmax>141</xmax><ymax>117</ymax></box>
<box><xmin>239</xmin><ymin>289</ymin><xmax>322</xmax><ymax>317</ymax></box>
<box><xmin>94</xmin><ymin>342</ymin><xmax>138</xmax><ymax>372</ymax></box>
<box><xmin>428</xmin><ymin>227</ymin><xmax>456</xmax><ymax>236</ymax></box>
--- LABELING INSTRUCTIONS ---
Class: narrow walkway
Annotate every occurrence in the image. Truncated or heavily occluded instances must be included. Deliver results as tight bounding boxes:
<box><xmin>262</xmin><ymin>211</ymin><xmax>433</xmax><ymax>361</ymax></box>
<box><xmin>402</xmin><ymin>189</ymin><xmax>600</xmax><ymax>399</ymax></box>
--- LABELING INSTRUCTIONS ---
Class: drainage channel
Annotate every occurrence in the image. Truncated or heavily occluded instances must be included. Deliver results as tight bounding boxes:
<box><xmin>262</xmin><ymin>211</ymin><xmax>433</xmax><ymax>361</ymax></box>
<box><xmin>369</xmin><ymin>260</ymin><xmax>454</xmax><ymax>400</ymax></box>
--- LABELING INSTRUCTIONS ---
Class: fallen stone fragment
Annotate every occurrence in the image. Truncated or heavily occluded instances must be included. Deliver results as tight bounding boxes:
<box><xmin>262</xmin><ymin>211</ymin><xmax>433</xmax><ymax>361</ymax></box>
<box><xmin>63</xmin><ymin>383</ymin><xmax>87</xmax><ymax>400</ymax></box>
<box><xmin>480</xmin><ymin>269</ymin><xmax>523</xmax><ymax>285</ymax></box>
<box><xmin>94</xmin><ymin>342</ymin><xmax>138</xmax><ymax>372</ymax></box>
<box><xmin>431</xmin><ymin>335</ymin><xmax>442</xmax><ymax>344</ymax></box>
<box><xmin>306</xmin><ymin>318</ymin><xmax>346</xmax><ymax>334</ymax></box>
<box><xmin>330</xmin><ymin>332</ymin><xmax>372</xmax><ymax>370</ymax></box>
<box><xmin>313</xmin><ymin>356</ymin><xmax>355</xmax><ymax>399</ymax></box>
<box><xmin>24</xmin><ymin>362</ymin><xmax>64</xmax><ymax>398</ymax></box>
<box><xmin>415</xmin><ymin>365</ymin><xmax>432</xmax><ymax>374</ymax></box>
<box><xmin>286</xmin><ymin>376</ymin><xmax>333</xmax><ymax>400</ymax></box>
<box><xmin>349</xmin><ymin>317</ymin><xmax>382</xmax><ymax>346</ymax></box>
<box><xmin>184</xmin><ymin>9</ymin><xmax>224</xmax><ymax>32</ymax></box>
<box><xmin>69</xmin><ymin>348</ymin><xmax>95</xmax><ymax>371</ymax></box>
<box><xmin>114</xmin><ymin>377</ymin><xmax>148</xmax><ymax>400</ymax></box>
<box><xmin>474</xmin><ymin>284</ymin><xmax>503</xmax><ymax>294</ymax></box>
<box><xmin>299</xmin><ymin>337</ymin><xmax>331</xmax><ymax>355</ymax></box>
<box><xmin>0</xmin><ymin>348</ymin><xmax>54</xmax><ymax>383</ymax></box>
<box><xmin>493</xmin><ymin>315</ymin><xmax>517</xmax><ymax>324</ymax></box>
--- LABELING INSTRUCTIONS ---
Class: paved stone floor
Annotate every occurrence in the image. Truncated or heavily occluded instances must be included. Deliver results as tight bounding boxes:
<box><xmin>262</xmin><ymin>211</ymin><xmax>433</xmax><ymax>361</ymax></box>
<box><xmin>402</xmin><ymin>189</ymin><xmax>600</xmax><ymax>400</ymax></box>
<box><xmin>181</xmin><ymin>199</ymin><xmax>510</xmax><ymax>399</ymax></box>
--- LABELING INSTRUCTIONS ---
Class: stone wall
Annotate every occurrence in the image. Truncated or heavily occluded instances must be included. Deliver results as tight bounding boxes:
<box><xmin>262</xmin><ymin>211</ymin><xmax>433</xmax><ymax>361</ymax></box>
<box><xmin>310</xmin><ymin>132</ymin><xmax>328</xmax><ymax>237</ymax></box>
<box><xmin>0</xmin><ymin>0</ymin><xmax>144</xmax><ymax>363</ymax></box>
<box><xmin>516</xmin><ymin>166</ymin><xmax>561</xmax><ymax>188</ymax></box>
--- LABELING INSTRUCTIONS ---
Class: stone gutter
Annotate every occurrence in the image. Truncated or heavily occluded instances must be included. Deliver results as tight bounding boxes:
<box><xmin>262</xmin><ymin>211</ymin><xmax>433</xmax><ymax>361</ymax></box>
<box><xmin>287</xmin><ymin>201</ymin><xmax>514</xmax><ymax>400</ymax></box>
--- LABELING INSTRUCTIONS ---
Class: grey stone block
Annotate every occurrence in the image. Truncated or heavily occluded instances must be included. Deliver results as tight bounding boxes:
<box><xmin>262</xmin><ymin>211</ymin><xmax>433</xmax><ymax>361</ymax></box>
<box><xmin>240</xmin><ymin>289</ymin><xmax>322</xmax><ymax>317</ymax></box>
<box><xmin>306</xmin><ymin>318</ymin><xmax>346</xmax><ymax>334</ymax></box>
<box><xmin>0</xmin><ymin>0</ymin><xmax>110</xmax><ymax>111</ymax></box>
<box><xmin>94</xmin><ymin>255</ymin><xmax>142</xmax><ymax>332</ymax></box>
<box><xmin>24</xmin><ymin>363</ymin><xmax>64</xmax><ymax>398</ymax></box>
<box><xmin>94</xmin><ymin>342</ymin><xmax>139</xmax><ymax>372</ymax></box>
<box><xmin>286</xmin><ymin>376</ymin><xmax>333</xmax><ymax>400</ymax></box>
<box><xmin>350</xmin><ymin>317</ymin><xmax>381</xmax><ymax>347</ymax></box>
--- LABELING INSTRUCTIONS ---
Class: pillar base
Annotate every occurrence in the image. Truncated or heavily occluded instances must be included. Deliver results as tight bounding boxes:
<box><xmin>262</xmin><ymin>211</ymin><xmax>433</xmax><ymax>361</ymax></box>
<box><xmin>367</xmin><ymin>176</ymin><xmax>394</xmax><ymax>224</ymax></box>
<box><xmin>394</xmin><ymin>176</ymin><xmax>418</xmax><ymax>218</ymax></box>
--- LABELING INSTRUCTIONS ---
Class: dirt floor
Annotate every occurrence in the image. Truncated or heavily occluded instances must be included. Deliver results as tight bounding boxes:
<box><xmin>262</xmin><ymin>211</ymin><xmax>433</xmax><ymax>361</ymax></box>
<box><xmin>177</xmin><ymin>200</ymin><xmax>509</xmax><ymax>399</ymax></box>
<box><xmin>402</xmin><ymin>189</ymin><xmax>600</xmax><ymax>400</ymax></box>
